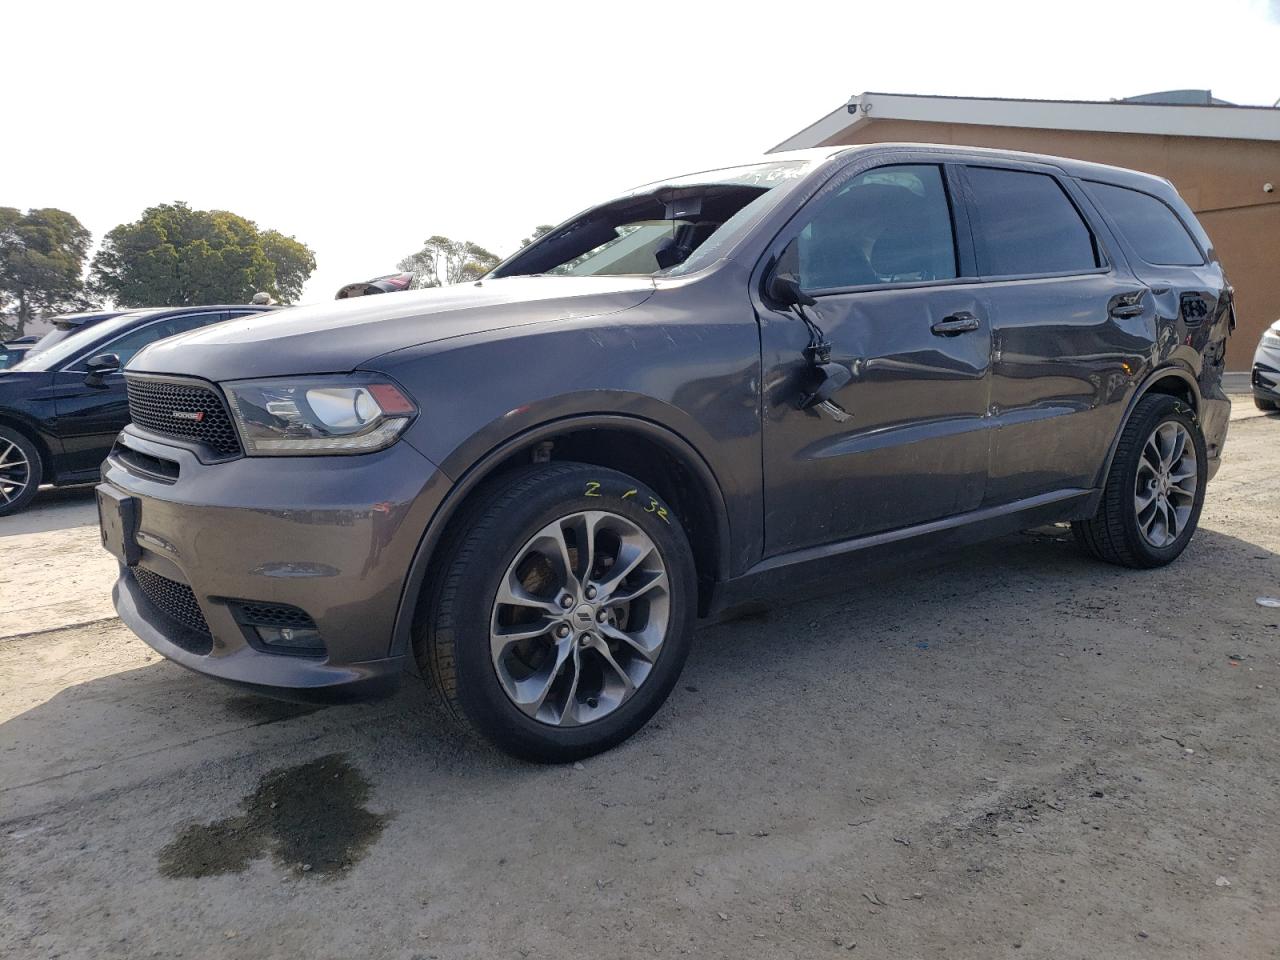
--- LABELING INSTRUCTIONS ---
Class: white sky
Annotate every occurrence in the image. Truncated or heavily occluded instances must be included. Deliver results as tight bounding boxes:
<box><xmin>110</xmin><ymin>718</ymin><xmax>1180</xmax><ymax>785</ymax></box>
<box><xmin>5</xmin><ymin>0</ymin><xmax>1280</xmax><ymax>304</ymax></box>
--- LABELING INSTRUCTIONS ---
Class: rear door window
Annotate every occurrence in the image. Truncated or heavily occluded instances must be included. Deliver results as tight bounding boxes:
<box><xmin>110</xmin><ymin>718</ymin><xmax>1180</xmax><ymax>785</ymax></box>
<box><xmin>965</xmin><ymin>167</ymin><xmax>1100</xmax><ymax>277</ymax></box>
<box><xmin>1087</xmin><ymin>181</ymin><xmax>1204</xmax><ymax>265</ymax></box>
<box><xmin>792</xmin><ymin>164</ymin><xmax>958</xmax><ymax>291</ymax></box>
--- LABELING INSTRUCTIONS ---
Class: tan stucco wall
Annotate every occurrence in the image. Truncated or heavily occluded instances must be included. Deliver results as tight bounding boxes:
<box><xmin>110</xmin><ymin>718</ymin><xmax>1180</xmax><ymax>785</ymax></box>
<box><xmin>823</xmin><ymin>119</ymin><xmax>1280</xmax><ymax>370</ymax></box>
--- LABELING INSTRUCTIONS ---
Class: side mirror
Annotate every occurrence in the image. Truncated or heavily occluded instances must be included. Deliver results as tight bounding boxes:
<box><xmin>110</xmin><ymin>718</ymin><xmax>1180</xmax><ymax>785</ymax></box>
<box><xmin>84</xmin><ymin>353</ymin><xmax>121</xmax><ymax>385</ymax></box>
<box><xmin>765</xmin><ymin>243</ymin><xmax>816</xmax><ymax>307</ymax></box>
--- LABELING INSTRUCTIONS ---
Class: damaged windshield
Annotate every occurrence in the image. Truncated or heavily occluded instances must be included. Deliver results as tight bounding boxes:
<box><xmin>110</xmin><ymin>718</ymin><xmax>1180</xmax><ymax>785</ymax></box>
<box><xmin>491</xmin><ymin>159</ymin><xmax>815</xmax><ymax>279</ymax></box>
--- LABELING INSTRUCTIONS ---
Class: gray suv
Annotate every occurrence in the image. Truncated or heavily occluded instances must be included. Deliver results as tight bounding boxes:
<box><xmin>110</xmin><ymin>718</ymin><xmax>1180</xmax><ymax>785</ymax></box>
<box><xmin>97</xmin><ymin>144</ymin><xmax>1232</xmax><ymax>761</ymax></box>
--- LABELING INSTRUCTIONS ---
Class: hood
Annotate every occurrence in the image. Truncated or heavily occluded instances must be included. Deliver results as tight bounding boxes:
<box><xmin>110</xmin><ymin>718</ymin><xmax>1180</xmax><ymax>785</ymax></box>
<box><xmin>129</xmin><ymin>275</ymin><xmax>656</xmax><ymax>381</ymax></box>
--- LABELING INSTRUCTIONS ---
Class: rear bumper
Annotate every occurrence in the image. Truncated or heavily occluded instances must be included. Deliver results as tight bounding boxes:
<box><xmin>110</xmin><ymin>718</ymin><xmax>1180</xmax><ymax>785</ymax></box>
<box><xmin>1199</xmin><ymin>385</ymin><xmax>1230</xmax><ymax>482</ymax></box>
<box><xmin>101</xmin><ymin>425</ymin><xmax>451</xmax><ymax>701</ymax></box>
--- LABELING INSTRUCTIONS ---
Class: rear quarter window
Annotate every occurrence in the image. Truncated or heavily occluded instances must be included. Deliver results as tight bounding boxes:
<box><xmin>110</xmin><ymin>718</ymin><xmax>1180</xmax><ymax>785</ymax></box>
<box><xmin>1086</xmin><ymin>181</ymin><xmax>1204</xmax><ymax>266</ymax></box>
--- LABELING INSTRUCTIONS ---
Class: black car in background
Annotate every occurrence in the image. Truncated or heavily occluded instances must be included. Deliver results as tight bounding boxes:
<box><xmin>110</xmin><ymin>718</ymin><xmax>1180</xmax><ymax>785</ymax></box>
<box><xmin>0</xmin><ymin>311</ymin><xmax>124</xmax><ymax>370</ymax></box>
<box><xmin>0</xmin><ymin>336</ymin><xmax>40</xmax><ymax>370</ymax></box>
<box><xmin>22</xmin><ymin>311</ymin><xmax>127</xmax><ymax>359</ymax></box>
<box><xmin>0</xmin><ymin>304</ymin><xmax>277</xmax><ymax>515</ymax></box>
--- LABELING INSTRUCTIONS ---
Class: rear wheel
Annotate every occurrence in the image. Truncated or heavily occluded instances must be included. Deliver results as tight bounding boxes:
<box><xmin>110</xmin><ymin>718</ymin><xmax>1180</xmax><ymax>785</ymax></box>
<box><xmin>420</xmin><ymin>462</ymin><xmax>697</xmax><ymax>762</ymax></box>
<box><xmin>1072</xmin><ymin>394</ymin><xmax>1206</xmax><ymax>568</ymax></box>
<box><xmin>0</xmin><ymin>426</ymin><xmax>42</xmax><ymax>517</ymax></box>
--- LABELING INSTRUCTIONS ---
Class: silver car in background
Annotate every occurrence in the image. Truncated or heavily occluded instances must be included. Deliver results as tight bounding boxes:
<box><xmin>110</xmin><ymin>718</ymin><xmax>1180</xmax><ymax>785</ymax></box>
<box><xmin>1253</xmin><ymin>319</ymin><xmax>1280</xmax><ymax>411</ymax></box>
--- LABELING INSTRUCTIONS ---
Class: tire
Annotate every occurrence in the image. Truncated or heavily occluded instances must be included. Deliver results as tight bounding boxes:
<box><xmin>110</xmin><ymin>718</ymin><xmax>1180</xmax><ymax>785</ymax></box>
<box><xmin>0</xmin><ymin>426</ymin><xmax>42</xmax><ymax>517</ymax></box>
<box><xmin>1072</xmin><ymin>394</ymin><xmax>1207</xmax><ymax>569</ymax></box>
<box><xmin>1255</xmin><ymin>396</ymin><xmax>1278</xmax><ymax>412</ymax></box>
<box><xmin>420</xmin><ymin>462</ymin><xmax>698</xmax><ymax>763</ymax></box>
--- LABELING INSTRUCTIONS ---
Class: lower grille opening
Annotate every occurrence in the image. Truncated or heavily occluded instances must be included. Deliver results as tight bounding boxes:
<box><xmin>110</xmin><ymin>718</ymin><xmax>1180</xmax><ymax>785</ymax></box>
<box><xmin>132</xmin><ymin>567</ymin><xmax>213</xmax><ymax>654</ymax></box>
<box><xmin>229</xmin><ymin>601</ymin><xmax>325</xmax><ymax>656</ymax></box>
<box><xmin>112</xmin><ymin>444</ymin><xmax>180</xmax><ymax>483</ymax></box>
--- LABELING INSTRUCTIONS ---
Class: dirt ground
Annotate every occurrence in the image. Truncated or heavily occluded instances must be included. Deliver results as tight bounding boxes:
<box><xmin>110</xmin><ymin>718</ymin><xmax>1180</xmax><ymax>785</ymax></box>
<box><xmin>2</xmin><ymin>397</ymin><xmax>1278</xmax><ymax>960</ymax></box>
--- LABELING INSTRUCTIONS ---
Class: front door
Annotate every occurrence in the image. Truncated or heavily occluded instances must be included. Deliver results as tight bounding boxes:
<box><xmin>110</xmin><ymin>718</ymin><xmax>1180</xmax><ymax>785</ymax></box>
<box><xmin>757</xmin><ymin>162</ymin><xmax>992</xmax><ymax>556</ymax></box>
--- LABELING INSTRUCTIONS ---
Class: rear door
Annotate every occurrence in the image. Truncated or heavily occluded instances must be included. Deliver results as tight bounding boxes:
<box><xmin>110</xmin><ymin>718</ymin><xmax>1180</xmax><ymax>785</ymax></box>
<box><xmin>51</xmin><ymin>311</ymin><xmax>230</xmax><ymax>475</ymax></box>
<box><xmin>756</xmin><ymin>160</ymin><xmax>993</xmax><ymax>554</ymax></box>
<box><xmin>959</xmin><ymin>163</ymin><xmax>1152</xmax><ymax>505</ymax></box>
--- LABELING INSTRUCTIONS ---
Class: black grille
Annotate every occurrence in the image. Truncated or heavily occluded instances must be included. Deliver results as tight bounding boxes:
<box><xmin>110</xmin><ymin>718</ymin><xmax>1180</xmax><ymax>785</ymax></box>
<box><xmin>126</xmin><ymin>376</ymin><xmax>241</xmax><ymax>456</ymax></box>
<box><xmin>133</xmin><ymin>567</ymin><xmax>212</xmax><ymax>652</ymax></box>
<box><xmin>232</xmin><ymin>602</ymin><xmax>316</xmax><ymax>629</ymax></box>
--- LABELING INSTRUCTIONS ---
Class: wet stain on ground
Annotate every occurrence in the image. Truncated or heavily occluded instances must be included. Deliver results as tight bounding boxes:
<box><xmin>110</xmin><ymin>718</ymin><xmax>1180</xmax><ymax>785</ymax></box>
<box><xmin>223</xmin><ymin>695</ymin><xmax>324</xmax><ymax>725</ymax></box>
<box><xmin>158</xmin><ymin>754</ymin><xmax>389</xmax><ymax>879</ymax></box>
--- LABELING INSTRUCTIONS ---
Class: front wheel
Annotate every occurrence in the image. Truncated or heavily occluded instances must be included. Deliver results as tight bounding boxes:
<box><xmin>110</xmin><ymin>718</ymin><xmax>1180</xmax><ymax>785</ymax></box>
<box><xmin>1073</xmin><ymin>394</ymin><xmax>1207</xmax><ymax>568</ymax></box>
<box><xmin>1255</xmin><ymin>396</ymin><xmax>1278</xmax><ymax>412</ymax></box>
<box><xmin>420</xmin><ymin>462</ymin><xmax>697</xmax><ymax>762</ymax></box>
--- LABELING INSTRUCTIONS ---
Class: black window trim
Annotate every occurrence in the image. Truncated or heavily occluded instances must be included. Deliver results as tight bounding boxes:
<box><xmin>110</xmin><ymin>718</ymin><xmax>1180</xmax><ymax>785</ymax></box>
<box><xmin>59</xmin><ymin>311</ymin><xmax>227</xmax><ymax>375</ymax></box>
<box><xmin>773</xmin><ymin>160</ymin><xmax>973</xmax><ymax>300</ymax></box>
<box><xmin>1080</xmin><ymin>178</ymin><xmax>1207</xmax><ymax>268</ymax></box>
<box><xmin>957</xmin><ymin>162</ymin><xmax>1116</xmax><ymax>284</ymax></box>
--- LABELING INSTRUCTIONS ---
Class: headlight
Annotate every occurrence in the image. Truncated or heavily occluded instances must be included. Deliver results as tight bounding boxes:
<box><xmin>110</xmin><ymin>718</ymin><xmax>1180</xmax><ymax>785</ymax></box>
<box><xmin>1264</xmin><ymin>328</ymin><xmax>1280</xmax><ymax>347</ymax></box>
<box><xmin>222</xmin><ymin>375</ymin><xmax>416</xmax><ymax>456</ymax></box>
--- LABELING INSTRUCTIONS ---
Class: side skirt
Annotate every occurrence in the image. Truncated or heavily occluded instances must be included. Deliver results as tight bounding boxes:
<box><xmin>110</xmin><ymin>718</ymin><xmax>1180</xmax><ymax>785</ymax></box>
<box><xmin>51</xmin><ymin>467</ymin><xmax>103</xmax><ymax>487</ymax></box>
<box><xmin>705</xmin><ymin>488</ymin><xmax>1100</xmax><ymax>619</ymax></box>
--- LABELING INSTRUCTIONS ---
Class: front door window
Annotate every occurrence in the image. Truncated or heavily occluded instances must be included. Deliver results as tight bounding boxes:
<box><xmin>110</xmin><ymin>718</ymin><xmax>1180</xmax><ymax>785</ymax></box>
<box><xmin>791</xmin><ymin>164</ymin><xmax>958</xmax><ymax>292</ymax></box>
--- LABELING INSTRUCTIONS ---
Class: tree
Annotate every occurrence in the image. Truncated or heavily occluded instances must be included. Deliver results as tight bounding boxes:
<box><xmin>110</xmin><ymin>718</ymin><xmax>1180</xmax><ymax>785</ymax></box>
<box><xmin>0</xmin><ymin>207</ymin><xmax>93</xmax><ymax>338</ymax></box>
<box><xmin>258</xmin><ymin>229</ymin><xmax>316</xmax><ymax>303</ymax></box>
<box><xmin>397</xmin><ymin>235</ymin><xmax>500</xmax><ymax>288</ymax></box>
<box><xmin>521</xmin><ymin>224</ymin><xmax>555</xmax><ymax>247</ymax></box>
<box><xmin>88</xmin><ymin>202</ymin><xmax>316</xmax><ymax>307</ymax></box>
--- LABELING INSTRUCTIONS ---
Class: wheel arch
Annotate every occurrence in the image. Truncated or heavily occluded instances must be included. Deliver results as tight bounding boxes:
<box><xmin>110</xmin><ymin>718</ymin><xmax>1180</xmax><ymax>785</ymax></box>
<box><xmin>389</xmin><ymin>414</ymin><xmax>733</xmax><ymax>658</ymax></box>
<box><xmin>1094</xmin><ymin>365</ymin><xmax>1202</xmax><ymax>488</ymax></box>
<box><xmin>0</xmin><ymin>412</ymin><xmax>53</xmax><ymax>477</ymax></box>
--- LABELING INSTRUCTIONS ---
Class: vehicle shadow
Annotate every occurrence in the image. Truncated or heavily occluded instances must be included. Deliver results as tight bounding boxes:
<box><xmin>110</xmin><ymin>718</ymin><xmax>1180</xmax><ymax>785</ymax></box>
<box><xmin>0</xmin><ymin>484</ymin><xmax>98</xmax><ymax>538</ymax></box>
<box><xmin>6</xmin><ymin>525</ymin><xmax>1278</xmax><ymax>960</ymax></box>
<box><xmin>4</xmin><ymin>524</ymin><xmax>1277</xmax><ymax>806</ymax></box>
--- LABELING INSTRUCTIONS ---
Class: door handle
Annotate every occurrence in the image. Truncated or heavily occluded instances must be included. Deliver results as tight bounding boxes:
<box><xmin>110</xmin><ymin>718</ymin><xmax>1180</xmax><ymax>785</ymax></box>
<box><xmin>1110</xmin><ymin>292</ymin><xmax>1147</xmax><ymax>319</ymax></box>
<box><xmin>931</xmin><ymin>312</ymin><xmax>980</xmax><ymax>336</ymax></box>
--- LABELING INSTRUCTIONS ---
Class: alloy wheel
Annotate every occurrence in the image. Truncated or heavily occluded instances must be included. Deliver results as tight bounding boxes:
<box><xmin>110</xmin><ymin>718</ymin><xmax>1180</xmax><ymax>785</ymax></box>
<box><xmin>489</xmin><ymin>510</ymin><xmax>670</xmax><ymax>727</ymax></box>
<box><xmin>0</xmin><ymin>437</ymin><xmax>31</xmax><ymax>507</ymax></box>
<box><xmin>1134</xmin><ymin>420</ymin><xmax>1198</xmax><ymax>548</ymax></box>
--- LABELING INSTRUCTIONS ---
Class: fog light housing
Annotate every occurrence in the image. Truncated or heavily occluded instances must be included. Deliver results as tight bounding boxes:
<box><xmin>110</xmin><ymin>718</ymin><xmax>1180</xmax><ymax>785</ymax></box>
<box><xmin>254</xmin><ymin>625</ymin><xmax>324</xmax><ymax>652</ymax></box>
<box><xmin>227</xmin><ymin>600</ymin><xmax>326</xmax><ymax>656</ymax></box>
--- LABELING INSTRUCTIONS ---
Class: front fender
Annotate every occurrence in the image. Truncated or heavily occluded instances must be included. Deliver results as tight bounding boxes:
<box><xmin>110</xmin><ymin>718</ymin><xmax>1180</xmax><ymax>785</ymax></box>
<box><xmin>365</xmin><ymin>306</ymin><xmax>764</xmax><ymax>657</ymax></box>
<box><xmin>384</xmin><ymin>410</ymin><xmax>737</xmax><ymax>658</ymax></box>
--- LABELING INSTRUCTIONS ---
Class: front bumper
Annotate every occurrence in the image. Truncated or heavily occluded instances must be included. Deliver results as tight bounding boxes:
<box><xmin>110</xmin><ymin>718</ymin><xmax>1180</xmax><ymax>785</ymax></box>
<box><xmin>1253</xmin><ymin>337</ymin><xmax>1280</xmax><ymax>403</ymax></box>
<box><xmin>1252</xmin><ymin>364</ymin><xmax>1280</xmax><ymax>404</ymax></box>
<box><xmin>101</xmin><ymin>425</ymin><xmax>450</xmax><ymax>702</ymax></box>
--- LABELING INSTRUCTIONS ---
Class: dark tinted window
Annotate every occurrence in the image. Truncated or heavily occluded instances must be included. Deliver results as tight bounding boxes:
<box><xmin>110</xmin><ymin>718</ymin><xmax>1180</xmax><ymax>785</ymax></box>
<box><xmin>793</xmin><ymin>164</ymin><xmax>957</xmax><ymax>290</ymax></box>
<box><xmin>85</xmin><ymin>312</ymin><xmax>225</xmax><ymax>369</ymax></box>
<box><xmin>1088</xmin><ymin>181</ymin><xmax>1203</xmax><ymax>265</ymax></box>
<box><xmin>966</xmin><ymin>167</ymin><xmax>1099</xmax><ymax>276</ymax></box>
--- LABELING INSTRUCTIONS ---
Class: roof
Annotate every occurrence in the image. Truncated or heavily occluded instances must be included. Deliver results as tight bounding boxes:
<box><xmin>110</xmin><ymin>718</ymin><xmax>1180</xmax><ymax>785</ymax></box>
<box><xmin>807</xmin><ymin>142</ymin><xmax>1171</xmax><ymax>189</ymax></box>
<box><xmin>1120</xmin><ymin>89</ymin><xmax>1234</xmax><ymax>106</ymax></box>
<box><xmin>51</xmin><ymin>310</ymin><xmax>124</xmax><ymax>326</ymax></box>
<box><xmin>770</xmin><ymin>91</ymin><xmax>1280</xmax><ymax>152</ymax></box>
<box><xmin>114</xmin><ymin>304</ymin><xmax>281</xmax><ymax>318</ymax></box>
<box><xmin>625</xmin><ymin>147</ymin><xmax>848</xmax><ymax>194</ymax></box>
